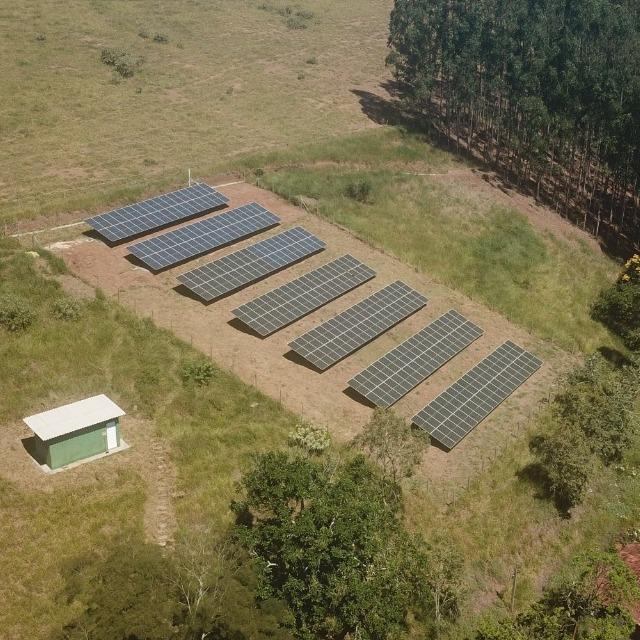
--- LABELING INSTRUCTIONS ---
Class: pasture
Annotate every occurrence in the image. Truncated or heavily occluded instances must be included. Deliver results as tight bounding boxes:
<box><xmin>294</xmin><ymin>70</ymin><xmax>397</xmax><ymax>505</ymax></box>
<box><xmin>1</xmin><ymin>0</ymin><xmax>391</xmax><ymax>223</ymax></box>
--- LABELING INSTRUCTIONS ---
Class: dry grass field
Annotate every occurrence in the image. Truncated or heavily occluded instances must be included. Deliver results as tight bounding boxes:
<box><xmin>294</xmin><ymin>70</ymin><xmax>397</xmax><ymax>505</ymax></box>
<box><xmin>0</xmin><ymin>0</ymin><xmax>392</xmax><ymax>224</ymax></box>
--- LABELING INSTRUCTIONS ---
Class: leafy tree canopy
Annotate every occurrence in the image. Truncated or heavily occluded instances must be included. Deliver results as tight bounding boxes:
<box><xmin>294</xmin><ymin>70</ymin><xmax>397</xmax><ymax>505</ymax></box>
<box><xmin>232</xmin><ymin>452</ymin><xmax>433</xmax><ymax>640</ymax></box>
<box><xmin>475</xmin><ymin>551</ymin><xmax>639</xmax><ymax>639</ymax></box>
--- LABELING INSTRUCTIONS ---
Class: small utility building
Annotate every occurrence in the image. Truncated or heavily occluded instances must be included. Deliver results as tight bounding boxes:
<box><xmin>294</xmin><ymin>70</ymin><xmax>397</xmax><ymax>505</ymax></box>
<box><xmin>24</xmin><ymin>394</ymin><xmax>125</xmax><ymax>470</ymax></box>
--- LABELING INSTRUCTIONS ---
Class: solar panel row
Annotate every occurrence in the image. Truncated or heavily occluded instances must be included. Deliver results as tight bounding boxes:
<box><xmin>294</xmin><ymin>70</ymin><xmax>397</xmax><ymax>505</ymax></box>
<box><xmin>177</xmin><ymin>227</ymin><xmax>326</xmax><ymax>302</ymax></box>
<box><xmin>348</xmin><ymin>310</ymin><xmax>483</xmax><ymax>407</ymax></box>
<box><xmin>289</xmin><ymin>281</ymin><xmax>427</xmax><ymax>370</ymax></box>
<box><xmin>128</xmin><ymin>202</ymin><xmax>280</xmax><ymax>271</ymax></box>
<box><xmin>86</xmin><ymin>183</ymin><xmax>229</xmax><ymax>243</ymax></box>
<box><xmin>232</xmin><ymin>255</ymin><xmax>376</xmax><ymax>336</ymax></box>
<box><xmin>87</xmin><ymin>186</ymin><xmax>543</xmax><ymax>447</ymax></box>
<box><xmin>412</xmin><ymin>341</ymin><xmax>542</xmax><ymax>450</ymax></box>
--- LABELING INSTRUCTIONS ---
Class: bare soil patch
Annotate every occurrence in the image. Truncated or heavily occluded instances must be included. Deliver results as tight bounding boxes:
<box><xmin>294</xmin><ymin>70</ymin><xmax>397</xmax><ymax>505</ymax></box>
<box><xmin>51</xmin><ymin>184</ymin><xmax>570</xmax><ymax>488</ymax></box>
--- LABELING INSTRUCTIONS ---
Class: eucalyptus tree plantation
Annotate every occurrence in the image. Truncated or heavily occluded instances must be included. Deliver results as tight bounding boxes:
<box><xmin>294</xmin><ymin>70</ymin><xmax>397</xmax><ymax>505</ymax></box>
<box><xmin>388</xmin><ymin>0</ymin><xmax>640</xmax><ymax>249</ymax></box>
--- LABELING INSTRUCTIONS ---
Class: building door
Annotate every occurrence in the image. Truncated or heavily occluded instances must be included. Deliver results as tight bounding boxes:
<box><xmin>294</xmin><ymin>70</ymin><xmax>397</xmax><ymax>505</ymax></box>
<box><xmin>106</xmin><ymin>421</ymin><xmax>118</xmax><ymax>450</ymax></box>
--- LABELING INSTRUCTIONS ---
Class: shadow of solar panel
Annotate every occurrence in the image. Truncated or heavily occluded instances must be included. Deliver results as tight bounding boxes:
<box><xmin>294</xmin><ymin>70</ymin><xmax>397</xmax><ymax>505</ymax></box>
<box><xmin>86</xmin><ymin>183</ymin><xmax>229</xmax><ymax>243</ymax></box>
<box><xmin>127</xmin><ymin>203</ymin><xmax>280</xmax><ymax>271</ymax></box>
<box><xmin>412</xmin><ymin>341</ymin><xmax>542</xmax><ymax>450</ymax></box>
<box><xmin>231</xmin><ymin>255</ymin><xmax>376</xmax><ymax>336</ymax></box>
<box><xmin>288</xmin><ymin>281</ymin><xmax>428</xmax><ymax>371</ymax></box>
<box><xmin>177</xmin><ymin>227</ymin><xmax>326</xmax><ymax>302</ymax></box>
<box><xmin>348</xmin><ymin>310</ymin><xmax>483</xmax><ymax>407</ymax></box>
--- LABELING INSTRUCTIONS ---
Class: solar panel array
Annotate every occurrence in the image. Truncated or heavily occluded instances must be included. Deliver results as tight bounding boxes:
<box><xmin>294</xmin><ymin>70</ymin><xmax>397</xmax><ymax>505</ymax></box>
<box><xmin>177</xmin><ymin>227</ymin><xmax>326</xmax><ymax>302</ymax></box>
<box><xmin>232</xmin><ymin>255</ymin><xmax>376</xmax><ymax>336</ymax></box>
<box><xmin>412</xmin><ymin>341</ymin><xmax>542</xmax><ymax>450</ymax></box>
<box><xmin>86</xmin><ymin>183</ymin><xmax>229</xmax><ymax>243</ymax></box>
<box><xmin>348</xmin><ymin>310</ymin><xmax>483</xmax><ymax>407</ymax></box>
<box><xmin>289</xmin><ymin>281</ymin><xmax>427</xmax><ymax>371</ymax></box>
<box><xmin>127</xmin><ymin>203</ymin><xmax>280</xmax><ymax>271</ymax></box>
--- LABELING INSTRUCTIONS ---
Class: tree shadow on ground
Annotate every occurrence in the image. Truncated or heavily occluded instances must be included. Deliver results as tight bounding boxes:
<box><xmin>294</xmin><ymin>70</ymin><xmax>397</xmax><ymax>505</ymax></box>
<box><xmin>517</xmin><ymin>455</ymin><xmax>572</xmax><ymax>520</ymax></box>
<box><xmin>597</xmin><ymin>345</ymin><xmax>634</xmax><ymax>368</ymax></box>
<box><xmin>352</xmin><ymin>82</ymin><xmax>636</xmax><ymax>261</ymax></box>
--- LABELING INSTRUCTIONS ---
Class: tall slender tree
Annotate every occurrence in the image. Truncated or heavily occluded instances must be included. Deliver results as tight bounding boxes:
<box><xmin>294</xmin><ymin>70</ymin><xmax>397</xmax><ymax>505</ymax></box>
<box><xmin>388</xmin><ymin>0</ymin><xmax>640</xmax><ymax>250</ymax></box>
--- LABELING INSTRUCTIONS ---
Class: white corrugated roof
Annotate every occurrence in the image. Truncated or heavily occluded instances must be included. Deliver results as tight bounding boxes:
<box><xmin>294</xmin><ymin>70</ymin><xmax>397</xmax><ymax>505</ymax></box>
<box><xmin>23</xmin><ymin>394</ymin><xmax>125</xmax><ymax>441</ymax></box>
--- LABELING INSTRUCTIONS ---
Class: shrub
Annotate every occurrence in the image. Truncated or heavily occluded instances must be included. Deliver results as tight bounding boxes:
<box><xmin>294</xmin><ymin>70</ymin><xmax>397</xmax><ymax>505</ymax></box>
<box><xmin>344</xmin><ymin>178</ymin><xmax>373</xmax><ymax>203</ymax></box>
<box><xmin>286</xmin><ymin>14</ymin><xmax>309</xmax><ymax>30</ymax></box>
<box><xmin>35</xmin><ymin>33</ymin><xmax>46</xmax><ymax>42</ymax></box>
<box><xmin>530</xmin><ymin>428</ymin><xmax>592</xmax><ymax>511</ymax></box>
<box><xmin>100</xmin><ymin>48</ymin><xmax>143</xmax><ymax>78</ymax></box>
<box><xmin>138</xmin><ymin>29</ymin><xmax>149</xmax><ymax>39</ymax></box>
<box><xmin>297</xmin><ymin>71</ymin><xmax>305</xmax><ymax>80</ymax></box>
<box><xmin>353</xmin><ymin>408</ymin><xmax>426</xmax><ymax>485</ymax></box>
<box><xmin>258</xmin><ymin>3</ymin><xmax>314</xmax><ymax>29</ymax></box>
<box><xmin>181</xmin><ymin>360</ymin><xmax>216</xmax><ymax>386</ymax></box>
<box><xmin>289</xmin><ymin>422</ymin><xmax>331</xmax><ymax>454</ymax></box>
<box><xmin>553</xmin><ymin>354</ymin><xmax>640</xmax><ymax>464</ymax></box>
<box><xmin>153</xmin><ymin>32</ymin><xmax>169</xmax><ymax>44</ymax></box>
<box><xmin>51</xmin><ymin>297</ymin><xmax>82</xmax><ymax>321</ymax></box>
<box><xmin>529</xmin><ymin>353</ymin><xmax>640</xmax><ymax>511</ymax></box>
<box><xmin>306</xmin><ymin>56</ymin><xmax>317</xmax><ymax>64</ymax></box>
<box><xmin>0</xmin><ymin>295</ymin><xmax>36</xmax><ymax>332</ymax></box>
<box><xmin>592</xmin><ymin>254</ymin><xmax>640</xmax><ymax>350</ymax></box>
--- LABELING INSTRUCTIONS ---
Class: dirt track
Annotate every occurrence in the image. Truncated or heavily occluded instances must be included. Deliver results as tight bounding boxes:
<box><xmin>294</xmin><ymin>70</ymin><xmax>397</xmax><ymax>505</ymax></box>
<box><xmin>51</xmin><ymin>183</ymin><xmax>569</xmax><ymax>488</ymax></box>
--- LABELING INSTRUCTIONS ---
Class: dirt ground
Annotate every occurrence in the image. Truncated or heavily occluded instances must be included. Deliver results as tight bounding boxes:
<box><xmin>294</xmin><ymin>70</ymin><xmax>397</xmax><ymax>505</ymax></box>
<box><xmin>49</xmin><ymin>183</ymin><xmax>569</xmax><ymax>488</ymax></box>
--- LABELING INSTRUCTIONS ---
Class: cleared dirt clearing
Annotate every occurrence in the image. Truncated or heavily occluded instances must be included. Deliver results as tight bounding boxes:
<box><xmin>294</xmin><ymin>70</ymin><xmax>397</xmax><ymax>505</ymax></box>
<box><xmin>53</xmin><ymin>183</ymin><xmax>568</xmax><ymax>488</ymax></box>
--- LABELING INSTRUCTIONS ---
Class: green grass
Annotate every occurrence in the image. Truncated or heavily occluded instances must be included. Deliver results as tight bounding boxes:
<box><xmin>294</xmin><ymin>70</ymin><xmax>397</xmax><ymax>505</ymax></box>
<box><xmin>0</xmin><ymin>0</ymin><xmax>392</xmax><ymax>224</ymax></box>
<box><xmin>249</xmin><ymin>128</ymin><xmax>620</xmax><ymax>353</ymax></box>
<box><xmin>405</xmin><ymin>417</ymin><xmax>640</xmax><ymax>638</ymax></box>
<box><xmin>0</xmin><ymin>239</ymin><xmax>297</xmax><ymax>639</ymax></box>
<box><xmin>0</xmin><ymin>228</ymin><xmax>635</xmax><ymax>638</ymax></box>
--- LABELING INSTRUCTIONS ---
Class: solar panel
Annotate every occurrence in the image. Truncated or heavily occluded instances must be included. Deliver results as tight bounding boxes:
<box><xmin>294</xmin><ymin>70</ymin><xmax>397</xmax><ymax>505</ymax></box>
<box><xmin>288</xmin><ymin>281</ymin><xmax>427</xmax><ymax>371</ymax></box>
<box><xmin>86</xmin><ymin>183</ymin><xmax>229</xmax><ymax>243</ymax></box>
<box><xmin>177</xmin><ymin>227</ymin><xmax>326</xmax><ymax>302</ymax></box>
<box><xmin>127</xmin><ymin>203</ymin><xmax>280</xmax><ymax>271</ymax></box>
<box><xmin>412</xmin><ymin>341</ymin><xmax>542</xmax><ymax>450</ymax></box>
<box><xmin>348</xmin><ymin>310</ymin><xmax>483</xmax><ymax>407</ymax></box>
<box><xmin>231</xmin><ymin>255</ymin><xmax>376</xmax><ymax>336</ymax></box>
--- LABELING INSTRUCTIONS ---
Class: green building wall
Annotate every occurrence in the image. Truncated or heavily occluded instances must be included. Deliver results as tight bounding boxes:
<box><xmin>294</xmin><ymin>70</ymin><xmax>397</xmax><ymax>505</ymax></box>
<box><xmin>37</xmin><ymin>418</ymin><xmax>121</xmax><ymax>470</ymax></box>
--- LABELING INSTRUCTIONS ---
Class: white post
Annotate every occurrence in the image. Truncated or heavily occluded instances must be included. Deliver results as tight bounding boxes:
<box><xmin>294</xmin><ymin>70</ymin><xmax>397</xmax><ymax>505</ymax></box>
<box><xmin>188</xmin><ymin>168</ymin><xmax>191</xmax><ymax>187</ymax></box>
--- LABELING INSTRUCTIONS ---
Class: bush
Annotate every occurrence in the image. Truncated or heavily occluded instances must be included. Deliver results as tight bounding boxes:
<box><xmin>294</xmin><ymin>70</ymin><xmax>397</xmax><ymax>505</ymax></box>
<box><xmin>0</xmin><ymin>295</ymin><xmax>36</xmax><ymax>332</ymax></box>
<box><xmin>529</xmin><ymin>353</ymin><xmax>640</xmax><ymax>511</ymax></box>
<box><xmin>344</xmin><ymin>178</ymin><xmax>373</xmax><ymax>203</ymax></box>
<box><xmin>289</xmin><ymin>422</ymin><xmax>331</xmax><ymax>454</ymax></box>
<box><xmin>553</xmin><ymin>354</ymin><xmax>640</xmax><ymax>464</ymax></box>
<box><xmin>306</xmin><ymin>56</ymin><xmax>317</xmax><ymax>64</ymax></box>
<box><xmin>153</xmin><ymin>33</ymin><xmax>169</xmax><ymax>44</ymax></box>
<box><xmin>286</xmin><ymin>14</ymin><xmax>310</xmax><ymax>30</ymax></box>
<box><xmin>51</xmin><ymin>297</ymin><xmax>82</xmax><ymax>321</ymax></box>
<box><xmin>258</xmin><ymin>3</ymin><xmax>314</xmax><ymax>29</ymax></box>
<box><xmin>100</xmin><ymin>48</ymin><xmax>143</xmax><ymax>78</ymax></box>
<box><xmin>531</xmin><ymin>429</ymin><xmax>592</xmax><ymax>511</ymax></box>
<box><xmin>181</xmin><ymin>360</ymin><xmax>216</xmax><ymax>386</ymax></box>
<box><xmin>592</xmin><ymin>254</ymin><xmax>640</xmax><ymax>350</ymax></box>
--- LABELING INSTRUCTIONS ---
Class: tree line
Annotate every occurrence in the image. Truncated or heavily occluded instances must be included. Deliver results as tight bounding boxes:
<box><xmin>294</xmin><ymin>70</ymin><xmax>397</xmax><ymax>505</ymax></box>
<box><xmin>387</xmin><ymin>0</ymin><xmax>640</xmax><ymax>252</ymax></box>
<box><xmin>55</xmin><ymin>407</ymin><xmax>640</xmax><ymax>639</ymax></box>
